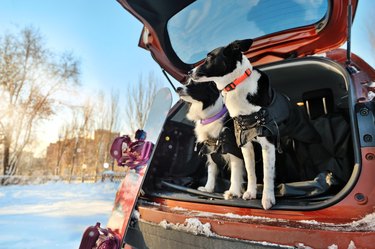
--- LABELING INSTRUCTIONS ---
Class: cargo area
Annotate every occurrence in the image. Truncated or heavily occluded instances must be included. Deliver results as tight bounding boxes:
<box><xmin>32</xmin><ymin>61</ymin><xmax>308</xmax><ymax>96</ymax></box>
<box><xmin>142</xmin><ymin>57</ymin><xmax>359</xmax><ymax>210</ymax></box>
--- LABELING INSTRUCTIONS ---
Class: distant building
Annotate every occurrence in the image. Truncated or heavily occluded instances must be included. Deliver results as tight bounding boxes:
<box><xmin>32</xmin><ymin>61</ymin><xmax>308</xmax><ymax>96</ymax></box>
<box><xmin>45</xmin><ymin>129</ymin><xmax>122</xmax><ymax>179</ymax></box>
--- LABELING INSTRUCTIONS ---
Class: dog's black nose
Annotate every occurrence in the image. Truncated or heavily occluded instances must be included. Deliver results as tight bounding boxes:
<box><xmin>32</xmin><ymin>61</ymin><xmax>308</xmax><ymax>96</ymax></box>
<box><xmin>176</xmin><ymin>87</ymin><xmax>183</xmax><ymax>92</ymax></box>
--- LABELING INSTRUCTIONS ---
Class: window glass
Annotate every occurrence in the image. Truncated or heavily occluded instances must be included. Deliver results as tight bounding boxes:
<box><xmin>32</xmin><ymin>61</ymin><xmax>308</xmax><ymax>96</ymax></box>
<box><xmin>168</xmin><ymin>0</ymin><xmax>328</xmax><ymax>64</ymax></box>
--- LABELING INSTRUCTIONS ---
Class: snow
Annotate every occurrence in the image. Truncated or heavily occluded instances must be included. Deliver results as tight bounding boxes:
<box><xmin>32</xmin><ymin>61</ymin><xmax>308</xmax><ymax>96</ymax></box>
<box><xmin>0</xmin><ymin>181</ymin><xmax>118</xmax><ymax>249</ymax></box>
<box><xmin>368</xmin><ymin>91</ymin><xmax>375</xmax><ymax>101</ymax></box>
<box><xmin>132</xmin><ymin>209</ymin><xmax>140</xmax><ymax>220</ymax></box>
<box><xmin>170</xmin><ymin>206</ymin><xmax>187</xmax><ymax>211</ymax></box>
<box><xmin>296</xmin><ymin>212</ymin><xmax>375</xmax><ymax>232</ymax></box>
<box><xmin>299</xmin><ymin>220</ymin><xmax>321</xmax><ymax>225</ymax></box>
<box><xmin>193</xmin><ymin>210</ymin><xmax>375</xmax><ymax>232</ymax></box>
<box><xmin>222</xmin><ymin>212</ymin><xmax>280</xmax><ymax>222</ymax></box>
<box><xmin>159</xmin><ymin>218</ymin><xmax>214</xmax><ymax>237</ymax></box>
<box><xmin>295</xmin><ymin>243</ymin><xmax>313</xmax><ymax>249</ymax></box>
<box><xmin>346</xmin><ymin>213</ymin><xmax>375</xmax><ymax>231</ymax></box>
<box><xmin>348</xmin><ymin>240</ymin><xmax>357</xmax><ymax>249</ymax></box>
<box><xmin>327</xmin><ymin>245</ymin><xmax>338</xmax><ymax>249</ymax></box>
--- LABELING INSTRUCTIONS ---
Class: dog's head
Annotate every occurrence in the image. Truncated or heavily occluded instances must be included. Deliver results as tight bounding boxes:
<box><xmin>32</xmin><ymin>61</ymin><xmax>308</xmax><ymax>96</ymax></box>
<box><xmin>189</xmin><ymin>39</ymin><xmax>253</xmax><ymax>90</ymax></box>
<box><xmin>177</xmin><ymin>81</ymin><xmax>223</xmax><ymax>121</ymax></box>
<box><xmin>177</xmin><ymin>81</ymin><xmax>220</xmax><ymax>109</ymax></box>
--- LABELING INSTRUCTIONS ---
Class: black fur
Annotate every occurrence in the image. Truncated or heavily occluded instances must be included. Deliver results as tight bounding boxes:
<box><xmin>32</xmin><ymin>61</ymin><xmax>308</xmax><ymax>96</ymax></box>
<box><xmin>178</xmin><ymin>82</ymin><xmax>220</xmax><ymax>110</ymax></box>
<box><xmin>246</xmin><ymin>69</ymin><xmax>273</xmax><ymax>107</ymax></box>
<box><xmin>192</xmin><ymin>39</ymin><xmax>253</xmax><ymax>79</ymax></box>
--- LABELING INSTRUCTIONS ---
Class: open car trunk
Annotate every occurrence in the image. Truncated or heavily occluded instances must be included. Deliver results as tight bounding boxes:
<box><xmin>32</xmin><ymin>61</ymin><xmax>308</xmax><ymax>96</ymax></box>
<box><xmin>142</xmin><ymin>56</ymin><xmax>358</xmax><ymax>210</ymax></box>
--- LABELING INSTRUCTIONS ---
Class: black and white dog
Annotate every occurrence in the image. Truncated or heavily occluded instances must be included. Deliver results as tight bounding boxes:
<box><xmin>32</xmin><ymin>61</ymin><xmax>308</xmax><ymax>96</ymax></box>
<box><xmin>177</xmin><ymin>82</ymin><xmax>245</xmax><ymax>199</ymax></box>
<box><xmin>189</xmin><ymin>39</ymin><xmax>319</xmax><ymax>209</ymax></box>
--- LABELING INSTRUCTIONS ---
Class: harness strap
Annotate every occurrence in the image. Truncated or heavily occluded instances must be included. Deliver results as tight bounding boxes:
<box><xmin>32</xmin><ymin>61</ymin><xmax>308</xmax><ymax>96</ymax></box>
<box><xmin>234</xmin><ymin>109</ymin><xmax>268</xmax><ymax>130</ymax></box>
<box><xmin>197</xmin><ymin>127</ymin><xmax>238</xmax><ymax>157</ymax></box>
<box><xmin>196</xmin><ymin>136</ymin><xmax>219</xmax><ymax>157</ymax></box>
<box><xmin>233</xmin><ymin>108</ymin><xmax>283</xmax><ymax>153</ymax></box>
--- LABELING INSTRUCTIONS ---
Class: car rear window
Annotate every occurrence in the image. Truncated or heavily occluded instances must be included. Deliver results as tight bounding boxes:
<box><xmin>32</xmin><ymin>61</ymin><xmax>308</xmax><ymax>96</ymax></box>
<box><xmin>167</xmin><ymin>0</ymin><xmax>329</xmax><ymax>64</ymax></box>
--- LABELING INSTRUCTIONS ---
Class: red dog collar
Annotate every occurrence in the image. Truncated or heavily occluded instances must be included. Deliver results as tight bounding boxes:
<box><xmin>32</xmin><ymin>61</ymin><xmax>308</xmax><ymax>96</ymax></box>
<box><xmin>223</xmin><ymin>68</ymin><xmax>252</xmax><ymax>92</ymax></box>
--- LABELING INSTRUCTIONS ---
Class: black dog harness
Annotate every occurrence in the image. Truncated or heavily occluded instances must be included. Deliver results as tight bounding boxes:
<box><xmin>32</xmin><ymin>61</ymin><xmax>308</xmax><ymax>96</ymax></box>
<box><xmin>197</xmin><ymin>114</ymin><xmax>243</xmax><ymax>161</ymax></box>
<box><xmin>233</xmin><ymin>89</ymin><xmax>291</xmax><ymax>153</ymax></box>
<box><xmin>199</xmin><ymin>126</ymin><xmax>243</xmax><ymax>159</ymax></box>
<box><xmin>221</xmin><ymin>68</ymin><xmax>291</xmax><ymax>152</ymax></box>
<box><xmin>195</xmin><ymin>105</ymin><xmax>229</xmax><ymax>155</ymax></box>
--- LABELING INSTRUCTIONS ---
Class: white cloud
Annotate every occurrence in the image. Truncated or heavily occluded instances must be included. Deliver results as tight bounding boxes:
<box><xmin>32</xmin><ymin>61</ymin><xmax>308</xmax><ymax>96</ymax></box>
<box><xmin>293</xmin><ymin>0</ymin><xmax>325</xmax><ymax>21</ymax></box>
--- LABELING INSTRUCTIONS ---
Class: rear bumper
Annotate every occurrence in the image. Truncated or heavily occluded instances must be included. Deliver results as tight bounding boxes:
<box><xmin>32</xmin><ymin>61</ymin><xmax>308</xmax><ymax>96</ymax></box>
<box><xmin>125</xmin><ymin>218</ymin><xmax>284</xmax><ymax>249</ymax></box>
<box><xmin>124</xmin><ymin>203</ymin><xmax>375</xmax><ymax>249</ymax></box>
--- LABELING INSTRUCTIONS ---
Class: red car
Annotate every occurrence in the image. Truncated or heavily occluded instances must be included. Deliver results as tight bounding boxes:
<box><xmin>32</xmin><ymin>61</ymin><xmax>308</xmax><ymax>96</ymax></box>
<box><xmin>117</xmin><ymin>0</ymin><xmax>375</xmax><ymax>248</ymax></box>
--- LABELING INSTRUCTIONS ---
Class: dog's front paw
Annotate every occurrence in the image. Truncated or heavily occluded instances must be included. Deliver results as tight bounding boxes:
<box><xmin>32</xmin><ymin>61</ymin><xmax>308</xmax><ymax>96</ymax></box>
<box><xmin>224</xmin><ymin>189</ymin><xmax>242</xmax><ymax>200</ymax></box>
<box><xmin>198</xmin><ymin>186</ymin><xmax>214</xmax><ymax>193</ymax></box>
<box><xmin>242</xmin><ymin>189</ymin><xmax>257</xmax><ymax>200</ymax></box>
<box><xmin>261</xmin><ymin>193</ymin><xmax>276</xmax><ymax>210</ymax></box>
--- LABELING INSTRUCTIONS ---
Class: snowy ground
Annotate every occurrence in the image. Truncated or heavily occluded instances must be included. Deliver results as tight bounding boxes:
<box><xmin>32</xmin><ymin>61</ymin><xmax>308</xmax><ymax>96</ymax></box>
<box><xmin>0</xmin><ymin>181</ymin><xmax>118</xmax><ymax>249</ymax></box>
<box><xmin>1</xmin><ymin>181</ymin><xmax>373</xmax><ymax>249</ymax></box>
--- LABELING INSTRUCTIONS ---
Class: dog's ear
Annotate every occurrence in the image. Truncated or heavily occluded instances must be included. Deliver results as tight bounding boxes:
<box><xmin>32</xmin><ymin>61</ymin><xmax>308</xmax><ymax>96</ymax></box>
<box><xmin>223</xmin><ymin>39</ymin><xmax>253</xmax><ymax>56</ymax></box>
<box><xmin>238</xmin><ymin>39</ymin><xmax>253</xmax><ymax>52</ymax></box>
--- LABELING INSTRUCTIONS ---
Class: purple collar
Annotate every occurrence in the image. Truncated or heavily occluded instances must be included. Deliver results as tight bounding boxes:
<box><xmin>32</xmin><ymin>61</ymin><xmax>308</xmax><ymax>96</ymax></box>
<box><xmin>200</xmin><ymin>105</ymin><xmax>228</xmax><ymax>125</ymax></box>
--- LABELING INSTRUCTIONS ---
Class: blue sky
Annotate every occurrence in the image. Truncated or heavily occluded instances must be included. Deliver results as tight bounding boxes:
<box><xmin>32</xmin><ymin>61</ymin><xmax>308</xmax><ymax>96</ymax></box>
<box><xmin>0</xmin><ymin>0</ymin><xmax>168</xmax><ymax>93</ymax></box>
<box><xmin>0</xmin><ymin>0</ymin><xmax>374</xmax><ymax>154</ymax></box>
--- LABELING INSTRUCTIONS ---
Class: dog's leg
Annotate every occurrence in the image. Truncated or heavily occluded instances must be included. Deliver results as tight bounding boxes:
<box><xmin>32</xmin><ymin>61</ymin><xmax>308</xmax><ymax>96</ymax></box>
<box><xmin>224</xmin><ymin>155</ymin><xmax>244</xmax><ymax>199</ymax></box>
<box><xmin>241</xmin><ymin>142</ymin><xmax>257</xmax><ymax>200</ymax></box>
<box><xmin>198</xmin><ymin>155</ymin><xmax>218</xmax><ymax>193</ymax></box>
<box><xmin>258</xmin><ymin>137</ymin><xmax>276</xmax><ymax>210</ymax></box>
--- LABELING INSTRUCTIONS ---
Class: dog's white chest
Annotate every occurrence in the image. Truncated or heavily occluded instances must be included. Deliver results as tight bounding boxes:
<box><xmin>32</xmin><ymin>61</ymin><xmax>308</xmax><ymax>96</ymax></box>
<box><xmin>195</xmin><ymin>121</ymin><xmax>222</xmax><ymax>143</ymax></box>
<box><xmin>224</xmin><ymin>92</ymin><xmax>260</xmax><ymax>117</ymax></box>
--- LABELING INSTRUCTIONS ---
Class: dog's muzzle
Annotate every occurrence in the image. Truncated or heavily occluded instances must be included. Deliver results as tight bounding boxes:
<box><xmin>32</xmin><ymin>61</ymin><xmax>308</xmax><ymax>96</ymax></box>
<box><xmin>176</xmin><ymin>87</ymin><xmax>188</xmax><ymax>97</ymax></box>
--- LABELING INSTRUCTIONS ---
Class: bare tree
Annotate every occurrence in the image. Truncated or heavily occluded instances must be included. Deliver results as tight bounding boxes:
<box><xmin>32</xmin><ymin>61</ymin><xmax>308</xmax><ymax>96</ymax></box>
<box><xmin>104</xmin><ymin>90</ymin><xmax>120</xmax><ymax>169</ymax></box>
<box><xmin>0</xmin><ymin>27</ymin><xmax>80</xmax><ymax>176</ymax></box>
<box><xmin>54</xmin><ymin>124</ymin><xmax>72</xmax><ymax>176</ymax></box>
<box><xmin>66</xmin><ymin>99</ymin><xmax>94</xmax><ymax>182</ymax></box>
<box><xmin>92</xmin><ymin>91</ymin><xmax>107</xmax><ymax>180</ymax></box>
<box><xmin>124</xmin><ymin>72</ymin><xmax>160</xmax><ymax>134</ymax></box>
<box><xmin>61</xmin><ymin>111</ymin><xmax>79</xmax><ymax>180</ymax></box>
<box><xmin>92</xmin><ymin>90</ymin><xmax>120</xmax><ymax>180</ymax></box>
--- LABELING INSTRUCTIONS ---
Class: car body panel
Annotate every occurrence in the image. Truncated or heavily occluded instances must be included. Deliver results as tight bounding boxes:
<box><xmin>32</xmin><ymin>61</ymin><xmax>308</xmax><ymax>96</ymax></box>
<box><xmin>116</xmin><ymin>0</ymin><xmax>375</xmax><ymax>248</ymax></box>
<box><xmin>137</xmin><ymin>204</ymin><xmax>375</xmax><ymax>248</ymax></box>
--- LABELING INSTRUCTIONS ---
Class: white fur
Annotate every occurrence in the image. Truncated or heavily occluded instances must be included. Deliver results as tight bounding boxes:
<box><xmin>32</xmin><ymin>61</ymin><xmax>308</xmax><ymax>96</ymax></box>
<box><xmin>191</xmin><ymin>55</ymin><xmax>276</xmax><ymax>210</ymax></box>
<box><xmin>223</xmin><ymin>154</ymin><xmax>244</xmax><ymax>199</ymax></box>
<box><xmin>198</xmin><ymin>154</ymin><xmax>218</xmax><ymax>193</ymax></box>
<box><xmin>179</xmin><ymin>87</ymin><xmax>244</xmax><ymax>198</ymax></box>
